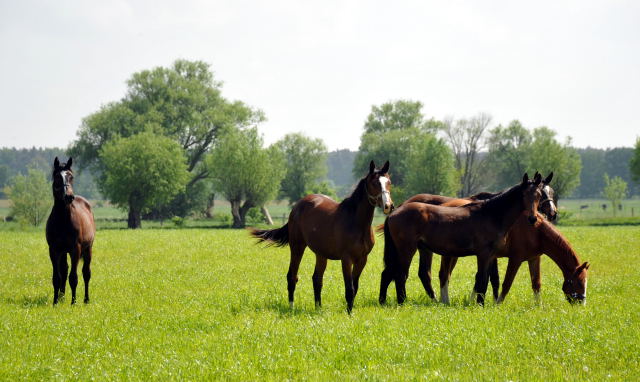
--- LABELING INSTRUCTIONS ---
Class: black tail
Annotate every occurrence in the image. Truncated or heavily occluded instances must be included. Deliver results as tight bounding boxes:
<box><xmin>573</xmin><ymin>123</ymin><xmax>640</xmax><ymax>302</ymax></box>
<box><xmin>250</xmin><ymin>223</ymin><xmax>290</xmax><ymax>247</ymax></box>
<box><xmin>382</xmin><ymin>219</ymin><xmax>399</xmax><ymax>280</ymax></box>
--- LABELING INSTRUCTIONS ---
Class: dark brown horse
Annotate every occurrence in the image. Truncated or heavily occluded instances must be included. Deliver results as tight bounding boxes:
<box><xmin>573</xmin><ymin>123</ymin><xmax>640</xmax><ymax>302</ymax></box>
<box><xmin>252</xmin><ymin>161</ymin><xmax>393</xmax><ymax>313</ymax></box>
<box><xmin>399</xmin><ymin>173</ymin><xmax>557</xmax><ymax>303</ymax></box>
<box><xmin>45</xmin><ymin>157</ymin><xmax>96</xmax><ymax>305</ymax></box>
<box><xmin>380</xmin><ymin>173</ymin><xmax>543</xmax><ymax>305</ymax></box>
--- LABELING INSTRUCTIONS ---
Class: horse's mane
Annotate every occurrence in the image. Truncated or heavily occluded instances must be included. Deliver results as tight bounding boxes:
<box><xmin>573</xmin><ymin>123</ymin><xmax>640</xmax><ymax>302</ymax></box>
<box><xmin>339</xmin><ymin>177</ymin><xmax>368</xmax><ymax>213</ymax></box>
<box><xmin>477</xmin><ymin>182</ymin><xmax>524</xmax><ymax>210</ymax></box>
<box><xmin>468</xmin><ymin>191</ymin><xmax>499</xmax><ymax>201</ymax></box>
<box><xmin>536</xmin><ymin>219</ymin><xmax>579</xmax><ymax>262</ymax></box>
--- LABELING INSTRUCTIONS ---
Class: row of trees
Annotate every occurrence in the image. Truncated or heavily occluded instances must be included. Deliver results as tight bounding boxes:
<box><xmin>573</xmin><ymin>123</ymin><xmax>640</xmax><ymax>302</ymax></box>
<box><xmin>3</xmin><ymin>60</ymin><xmax>639</xmax><ymax>228</ymax></box>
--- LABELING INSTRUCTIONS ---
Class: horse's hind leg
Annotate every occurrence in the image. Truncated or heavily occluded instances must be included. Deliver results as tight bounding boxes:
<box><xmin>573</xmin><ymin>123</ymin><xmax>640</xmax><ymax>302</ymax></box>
<box><xmin>417</xmin><ymin>246</ymin><xmax>436</xmax><ymax>301</ymax></box>
<box><xmin>82</xmin><ymin>246</ymin><xmax>92</xmax><ymax>303</ymax></box>
<box><xmin>49</xmin><ymin>248</ymin><xmax>61</xmax><ymax>305</ymax></box>
<box><xmin>312</xmin><ymin>255</ymin><xmax>327</xmax><ymax>308</ymax></box>
<box><xmin>286</xmin><ymin>242</ymin><xmax>305</xmax><ymax>309</ymax></box>
<box><xmin>379</xmin><ymin>266</ymin><xmax>393</xmax><ymax>305</ymax></box>
<box><xmin>58</xmin><ymin>255</ymin><xmax>69</xmax><ymax>299</ymax></box>
<box><xmin>472</xmin><ymin>255</ymin><xmax>495</xmax><ymax>306</ymax></box>
<box><xmin>69</xmin><ymin>245</ymin><xmax>82</xmax><ymax>305</ymax></box>
<box><xmin>489</xmin><ymin>258</ymin><xmax>500</xmax><ymax>301</ymax></box>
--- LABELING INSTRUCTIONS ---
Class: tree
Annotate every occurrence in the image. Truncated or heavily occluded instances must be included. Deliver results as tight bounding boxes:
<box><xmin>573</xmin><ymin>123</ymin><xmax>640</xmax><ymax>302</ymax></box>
<box><xmin>485</xmin><ymin>120</ymin><xmax>532</xmax><ymax>190</ymax></box>
<box><xmin>99</xmin><ymin>132</ymin><xmax>190</xmax><ymax>228</ymax></box>
<box><xmin>602</xmin><ymin>174</ymin><xmax>627</xmax><ymax>216</ymax></box>
<box><xmin>4</xmin><ymin>168</ymin><xmax>50</xmax><ymax>226</ymax></box>
<box><xmin>404</xmin><ymin>135</ymin><xmax>459</xmax><ymax>196</ymax></box>
<box><xmin>442</xmin><ymin>113</ymin><xmax>491</xmax><ymax>196</ymax></box>
<box><xmin>363</xmin><ymin>100</ymin><xmax>439</xmax><ymax>134</ymax></box>
<box><xmin>69</xmin><ymin>59</ymin><xmax>262</xmax><ymax>216</ymax></box>
<box><xmin>485</xmin><ymin>122</ymin><xmax>581</xmax><ymax>199</ymax></box>
<box><xmin>527</xmin><ymin>127</ymin><xmax>581</xmax><ymax>200</ymax></box>
<box><xmin>208</xmin><ymin>127</ymin><xmax>285</xmax><ymax>228</ymax></box>
<box><xmin>0</xmin><ymin>164</ymin><xmax>9</xmax><ymax>198</ymax></box>
<box><xmin>276</xmin><ymin>133</ymin><xmax>330</xmax><ymax>204</ymax></box>
<box><xmin>629</xmin><ymin>138</ymin><xmax>640</xmax><ymax>183</ymax></box>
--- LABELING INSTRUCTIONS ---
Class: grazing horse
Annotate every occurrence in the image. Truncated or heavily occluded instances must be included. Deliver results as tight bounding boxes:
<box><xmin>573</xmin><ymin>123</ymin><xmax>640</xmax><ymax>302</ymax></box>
<box><xmin>380</xmin><ymin>173</ymin><xmax>543</xmax><ymax>306</ymax></box>
<box><xmin>395</xmin><ymin>173</ymin><xmax>588</xmax><ymax>304</ymax></box>
<box><xmin>45</xmin><ymin>157</ymin><xmax>96</xmax><ymax>305</ymax></box>
<box><xmin>252</xmin><ymin>161</ymin><xmax>393</xmax><ymax>313</ymax></box>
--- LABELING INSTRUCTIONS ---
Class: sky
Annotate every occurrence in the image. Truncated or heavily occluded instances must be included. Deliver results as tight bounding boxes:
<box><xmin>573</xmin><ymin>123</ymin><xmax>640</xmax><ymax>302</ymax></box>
<box><xmin>1</xmin><ymin>0</ymin><xmax>638</xmax><ymax>152</ymax></box>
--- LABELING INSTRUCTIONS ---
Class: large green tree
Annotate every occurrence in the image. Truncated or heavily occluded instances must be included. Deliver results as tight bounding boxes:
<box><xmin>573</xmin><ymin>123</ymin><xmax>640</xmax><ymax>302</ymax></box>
<box><xmin>99</xmin><ymin>132</ymin><xmax>190</xmax><ymax>228</ymax></box>
<box><xmin>486</xmin><ymin>122</ymin><xmax>581</xmax><ymax>199</ymax></box>
<box><xmin>69</xmin><ymin>60</ymin><xmax>261</xmax><ymax>216</ymax></box>
<box><xmin>363</xmin><ymin>100</ymin><xmax>439</xmax><ymax>134</ymax></box>
<box><xmin>208</xmin><ymin>127</ymin><xmax>285</xmax><ymax>228</ymax></box>
<box><xmin>276</xmin><ymin>133</ymin><xmax>330</xmax><ymax>204</ymax></box>
<box><xmin>4</xmin><ymin>168</ymin><xmax>51</xmax><ymax>226</ymax></box>
<box><xmin>404</xmin><ymin>135</ymin><xmax>459</xmax><ymax>197</ymax></box>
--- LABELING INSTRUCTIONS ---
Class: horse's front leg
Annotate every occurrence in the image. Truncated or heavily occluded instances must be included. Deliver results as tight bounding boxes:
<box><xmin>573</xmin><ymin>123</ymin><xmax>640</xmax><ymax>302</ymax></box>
<box><xmin>69</xmin><ymin>244</ymin><xmax>82</xmax><ymax>305</ymax></box>
<box><xmin>439</xmin><ymin>256</ymin><xmax>457</xmax><ymax>304</ymax></box>
<box><xmin>472</xmin><ymin>254</ymin><xmax>495</xmax><ymax>306</ymax></box>
<box><xmin>352</xmin><ymin>256</ymin><xmax>368</xmax><ymax>298</ymax></box>
<box><xmin>312</xmin><ymin>256</ymin><xmax>327</xmax><ymax>308</ymax></box>
<box><xmin>341</xmin><ymin>259</ymin><xmax>355</xmax><ymax>314</ymax></box>
<box><xmin>527</xmin><ymin>256</ymin><xmax>542</xmax><ymax>302</ymax></box>
<box><xmin>49</xmin><ymin>248</ymin><xmax>61</xmax><ymax>305</ymax></box>
<box><xmin>497</xmin><ymin>258</ymin><xmax>523</xmax><ymax>304</ymax></box>
<box><xmin>82</xmin><ymin>246</ymin><xmax>93</xmax><ymax>304</ymax></box>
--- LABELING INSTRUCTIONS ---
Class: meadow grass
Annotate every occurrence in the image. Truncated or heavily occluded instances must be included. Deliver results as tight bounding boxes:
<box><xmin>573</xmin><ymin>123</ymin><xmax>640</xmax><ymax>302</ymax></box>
<box><xmin>0</xmin><ymin>225</ymin><xmax>638</xmax><ymax>380</ymax></box>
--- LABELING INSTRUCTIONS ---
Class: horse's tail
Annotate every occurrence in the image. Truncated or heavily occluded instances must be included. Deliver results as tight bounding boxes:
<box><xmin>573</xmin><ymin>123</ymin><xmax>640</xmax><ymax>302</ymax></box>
<box><xmin>382</xmin><ymin>219</ymin><xmax>399</xmax><ymax>279</ymax></box>
<box><xmin>250</xmin><ymin>223</ymin><xmax>290</xmax><ymax>247</ymax></box>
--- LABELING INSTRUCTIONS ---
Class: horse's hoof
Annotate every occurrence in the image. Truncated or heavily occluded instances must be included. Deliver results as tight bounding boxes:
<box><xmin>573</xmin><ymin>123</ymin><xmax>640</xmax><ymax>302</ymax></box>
<box><xmin>84</xmin><ymin>298</ymin><xmax>90</xmax><ymax>304</ymax></box>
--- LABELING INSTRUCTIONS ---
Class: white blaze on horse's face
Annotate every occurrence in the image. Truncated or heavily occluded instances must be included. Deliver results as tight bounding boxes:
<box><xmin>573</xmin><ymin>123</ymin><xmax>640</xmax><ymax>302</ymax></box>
<box><xmin>379</xmin><ymin>176</ymin><xmax>392</xmax><ymax>214</ymax></box>
<box><xmin>543</xmin><ymin>185</ymin><xmax>557</xmax><ymax>214</ymax></box>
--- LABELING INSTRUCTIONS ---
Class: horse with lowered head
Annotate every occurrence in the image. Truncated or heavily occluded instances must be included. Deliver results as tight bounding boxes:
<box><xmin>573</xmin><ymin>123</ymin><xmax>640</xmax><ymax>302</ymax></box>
<box><xmin>252</xmin><ymin>160</ymin><xmax>394</xmax><ymax>313</ymax></box>
<box><xmin>381</xmin><ymin>173</ymin><xmax>543</xmax><ymax>306</ymax></box>
<box><xmin>45</xmin><ymin>157</ymin><xmax>96</xmax><ymax>305</ymax></box>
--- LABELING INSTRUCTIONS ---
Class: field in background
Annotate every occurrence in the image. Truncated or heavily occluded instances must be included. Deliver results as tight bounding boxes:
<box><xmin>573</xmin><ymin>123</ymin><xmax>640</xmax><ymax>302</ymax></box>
<box><xmin>2</xmin><ymin>198</ymin><xmax>640</xmax><ymax>230</ymax></box>
<box><xmin>0</xmin><ymin>226</ymin><xmax>638</xmax><ymax>380</ymax></box>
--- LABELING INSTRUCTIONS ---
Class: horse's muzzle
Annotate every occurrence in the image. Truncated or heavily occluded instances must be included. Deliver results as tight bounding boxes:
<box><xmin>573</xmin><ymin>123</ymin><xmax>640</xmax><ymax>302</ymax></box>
<box><xmin>566</xmin><ymin>293</ymin><xmax>586</xmax><ymax>304</ymax></box>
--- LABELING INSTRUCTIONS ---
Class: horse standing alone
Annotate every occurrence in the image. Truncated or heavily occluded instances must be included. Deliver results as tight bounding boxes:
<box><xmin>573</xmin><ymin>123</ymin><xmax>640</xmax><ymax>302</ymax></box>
<box><xmin>252</xmin><ymin>161</ymin><xmax>393</xmax><ymax>313</ymax></box>
<box><xmin>45</xmin><ymin>157</ymin><xmax>96</xmax><ymax>305</ymax></box>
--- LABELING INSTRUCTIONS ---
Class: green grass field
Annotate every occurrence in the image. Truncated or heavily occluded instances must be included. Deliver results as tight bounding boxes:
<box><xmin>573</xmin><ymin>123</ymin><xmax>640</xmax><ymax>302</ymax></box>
<box><xmin>0</xmin><ymin>225</ymin><xmax>638</xmax><ymax>380</ymax></box>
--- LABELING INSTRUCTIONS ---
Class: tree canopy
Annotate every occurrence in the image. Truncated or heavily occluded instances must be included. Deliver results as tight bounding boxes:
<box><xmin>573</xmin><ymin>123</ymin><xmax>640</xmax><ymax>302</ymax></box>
<box><xmin>363</xmin><ymin>100</ymin><xmax>440</xmax><ymax>135</ymax></box>
<box><xmin>276</xmin><ymin>133</ymin><xmax>330</xmax><ymax>204</ymax></box>
<box><xmin>99</xmin><ymin>132</ymin><xmax>190</xmax><ymax>228</ymax></box>
<box><xmin>208</xmin><ymin>127</ymin><xmax>285</xmax><ymax>228</ymax></box>
<box><xmin>69</xmin><ymin>59</ymin><xmax>262</xmax><ymax>216</ymax></box>
<box><xmin>602</xmin><ymin>174</ymin><xmax>627</xmax><ymax>216</ymax></box>
<box><xmin>631</xmin><ymin>138</ymin><xmax>640</xmax><ymax>184</ymax></box>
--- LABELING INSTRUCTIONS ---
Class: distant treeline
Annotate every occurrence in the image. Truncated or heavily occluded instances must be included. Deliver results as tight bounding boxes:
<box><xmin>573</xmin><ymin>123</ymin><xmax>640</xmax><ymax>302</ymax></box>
<box><xmin>0</xmin><ymin>147</ymin><xmax>100</xmax><ymax>199</ymax></box>
<box><xmin>0</xmin><ymin>145</ymin><xmax>637</xmax><ymax>200</ymax></box>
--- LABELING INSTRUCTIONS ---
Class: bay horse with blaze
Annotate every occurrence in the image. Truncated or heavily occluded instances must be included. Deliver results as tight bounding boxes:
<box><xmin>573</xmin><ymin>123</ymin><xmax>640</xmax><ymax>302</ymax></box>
<box><xmin>252</xmin><ymin>161</ymin><xmax>393</xmax><ymax>313</ymax></box>
<box><xmin>46</xmin><ymin>157</ymin><xmax>96</xmax><ymax>305</ymax></box>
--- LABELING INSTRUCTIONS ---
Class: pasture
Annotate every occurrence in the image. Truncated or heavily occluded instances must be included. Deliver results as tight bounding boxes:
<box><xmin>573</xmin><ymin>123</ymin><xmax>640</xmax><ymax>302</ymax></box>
<box><xmin>1</xmin><ymin>225</ymin><xmax>638</xmax><ymax>380</ymax></box>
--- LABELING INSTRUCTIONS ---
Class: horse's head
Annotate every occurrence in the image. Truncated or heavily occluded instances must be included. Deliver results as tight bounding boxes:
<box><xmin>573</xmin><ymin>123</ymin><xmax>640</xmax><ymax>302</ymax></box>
<box><xmin>563</xmin><ymin>261</ymin><xmax>590</xmax><ymax>304</ymax></box>
<box><xmin>539</xmin><ymin>172</ymin><xmax>557</xmax><ymax>221</ymax></box>
<box><xmin>52</xmin><ymin>157</ymin><xmax>75</xmax><ymax>204</ymax></box>
<box><xmin>521</xmin><ymin>172</ymin><xmax>543</xmax><ymax>225</ymax></box>
<box><xmin>365</xmin><ymin>160</ymin><xmax>394</xmax><ymax>214</ymax></box>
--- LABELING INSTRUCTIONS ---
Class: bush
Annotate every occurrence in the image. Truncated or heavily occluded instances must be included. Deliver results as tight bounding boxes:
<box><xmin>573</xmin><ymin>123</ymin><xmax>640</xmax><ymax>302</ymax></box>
<box><xmin>171</xmin><ymin>216</ymin><xmax>185</xmax><ymax>227</ymax></box>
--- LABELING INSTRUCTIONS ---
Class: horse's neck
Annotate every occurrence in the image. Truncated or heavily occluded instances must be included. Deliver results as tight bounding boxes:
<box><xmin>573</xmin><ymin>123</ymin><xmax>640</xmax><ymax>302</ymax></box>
<box><xmin>52</xmin><ymin>199</ymin><xmax>72</xmax><ymax>218</ymax></box>
<box><xmin>354</xmin><ymin>197</ymin><xmax>376</xmax><ymax>228</ymax></box>
<box><xmin>538</xmin><ymin>221</ymin><xmax>581</xmax><ymax>278</ymax></box>
<box><xmin>340</xmin><ymin>181</ymin><xmax>376</xmax><ymax>230</ymax></box>
<box><xmin>481</xmin><ymin>186</ymin><xmax>524</xmax><ymax>231</ymax></box>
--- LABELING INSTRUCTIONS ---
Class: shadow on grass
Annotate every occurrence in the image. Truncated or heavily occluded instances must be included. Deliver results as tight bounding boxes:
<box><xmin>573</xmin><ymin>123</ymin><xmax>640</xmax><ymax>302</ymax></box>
<box><xmin>5</xmin><ymin>295</ymin><xmax>49</xmax><ymax>308</ymax></box>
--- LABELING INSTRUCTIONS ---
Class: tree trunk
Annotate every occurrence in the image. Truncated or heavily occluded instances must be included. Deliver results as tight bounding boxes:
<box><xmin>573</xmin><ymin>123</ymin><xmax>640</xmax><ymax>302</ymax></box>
<box><xmin>204</xmin><ymin>193</ymin><xmax>215</xmax><ymax>219</ymax></box>
<box><xmin>230</xmin><ymin>199</ymin><xmax>254</xmax><ymax>228</ymax></box>
<box><xmin>261</xmin><ymin>205</ymin><xmax>274</xmax><ymax>225</ymax></box>
<box><xmin>128</xmin><ymin>193</ymin><xmax>142</xmax><ymax>229</ymax></box>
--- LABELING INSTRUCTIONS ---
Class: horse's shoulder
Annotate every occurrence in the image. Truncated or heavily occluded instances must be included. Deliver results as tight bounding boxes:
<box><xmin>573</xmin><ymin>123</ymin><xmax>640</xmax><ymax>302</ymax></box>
<box><xmin>72</xmin><ymin>196</ymin><xmax>92</xmax><ymax>212</ymax></box>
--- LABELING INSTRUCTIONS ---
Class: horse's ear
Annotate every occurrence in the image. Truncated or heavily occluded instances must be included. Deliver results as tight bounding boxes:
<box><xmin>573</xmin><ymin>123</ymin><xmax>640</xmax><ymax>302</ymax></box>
<box><xmin>65</xmin><ymin>157</ymin><xmax>73</xmax><ymax>170</ymax></box>
<box><xmin>582</xmin><ymin>261</ymin><xmax>590</xmax><ymax>270</ymax></box>
<box><xmin>380</xmin><ymin>160</ymin><xmax>390</xmax><ymax>174</ymax></box>
<box><xmin>544</xmin><ymin>172</ymin><xmax>553</xmax><ymax>184</ymax></box>
<box><xmin>54</xmin><ymin>157</ymin><xmax>60</xmax><ymax>170</ymax></box>
<box><xmin>533</xmin><ymin>172</ymin><xmax>542</xmax><ymax>185</ymax></box>
<box><xmin>522</xmin><ymin>173</ymin><xmax>529</xmax><ymax>184</ymax></box>
<box><xmin>369</xmin><ymin>160</ymin><xmax>375</xmax><ymax>174</ymax></box>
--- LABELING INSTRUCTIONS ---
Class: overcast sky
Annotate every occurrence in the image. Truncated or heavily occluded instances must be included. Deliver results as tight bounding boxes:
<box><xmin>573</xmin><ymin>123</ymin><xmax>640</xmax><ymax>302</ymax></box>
<box><xmin>1</xmin><ymin>0</ymin><xmax>638</xmax><ymax>152</ymax></box>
